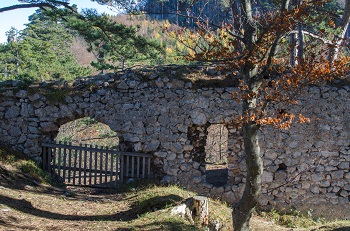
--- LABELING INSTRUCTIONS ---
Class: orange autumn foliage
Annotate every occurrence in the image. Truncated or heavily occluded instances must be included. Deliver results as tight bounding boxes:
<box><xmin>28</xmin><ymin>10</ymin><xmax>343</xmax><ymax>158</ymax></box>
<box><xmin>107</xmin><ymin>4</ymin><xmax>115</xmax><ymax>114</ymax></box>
<box><xmin>175</xmin><ymin>0</ymin><xmax>350</xmax><ymax>130</ymax></box>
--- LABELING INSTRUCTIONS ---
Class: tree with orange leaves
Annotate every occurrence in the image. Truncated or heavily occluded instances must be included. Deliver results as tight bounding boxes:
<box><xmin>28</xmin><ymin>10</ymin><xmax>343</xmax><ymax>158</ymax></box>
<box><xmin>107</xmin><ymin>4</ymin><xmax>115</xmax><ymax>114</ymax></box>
<box><xmin>176</xmin><ymin>0</ymin><xmax>350</xmax><ymax>230</ymax></box>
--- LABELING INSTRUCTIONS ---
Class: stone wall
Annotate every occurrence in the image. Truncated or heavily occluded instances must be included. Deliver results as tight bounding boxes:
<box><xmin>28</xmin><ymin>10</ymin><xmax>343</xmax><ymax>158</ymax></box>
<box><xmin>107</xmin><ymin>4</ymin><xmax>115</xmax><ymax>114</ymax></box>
<box><xmin>0</xmin><ymin>75</ymin><xmax>349</xmax><ymax>219</ymax></box>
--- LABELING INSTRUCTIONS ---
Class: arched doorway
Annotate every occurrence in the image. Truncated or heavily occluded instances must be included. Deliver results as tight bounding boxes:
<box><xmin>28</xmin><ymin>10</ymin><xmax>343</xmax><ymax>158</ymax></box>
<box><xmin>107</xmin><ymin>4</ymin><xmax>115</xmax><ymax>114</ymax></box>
<box><xmin>44</xmin><ymin>117</ymin><xmax>152</xmax><ymax>188</ymax></box>
<box><xmin>55</xmin><ymin>117</ymin><xmax>119</xmax><ymax>148</ymax></box>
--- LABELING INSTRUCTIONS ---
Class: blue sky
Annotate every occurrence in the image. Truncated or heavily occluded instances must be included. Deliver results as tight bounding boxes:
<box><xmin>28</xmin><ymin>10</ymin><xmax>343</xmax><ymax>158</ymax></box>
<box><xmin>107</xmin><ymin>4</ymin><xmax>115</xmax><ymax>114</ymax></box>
<box><xmin>0</xmin><ymin>1</ymin><xmax>119</xmax><ymax>43</ymax></box>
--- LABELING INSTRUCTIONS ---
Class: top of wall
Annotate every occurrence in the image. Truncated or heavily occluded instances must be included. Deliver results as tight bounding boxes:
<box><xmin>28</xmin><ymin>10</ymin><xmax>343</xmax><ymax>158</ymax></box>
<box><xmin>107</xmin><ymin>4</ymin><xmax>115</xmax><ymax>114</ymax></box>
<box><xmin>1</xmin><ymin>65</ymin><xmax>349</xmax><ymax>97</ymax></box>
<box><xmin>0</xmin><ymin>66</ymin><xmax>235</xmax><ymax>92</ymax></box>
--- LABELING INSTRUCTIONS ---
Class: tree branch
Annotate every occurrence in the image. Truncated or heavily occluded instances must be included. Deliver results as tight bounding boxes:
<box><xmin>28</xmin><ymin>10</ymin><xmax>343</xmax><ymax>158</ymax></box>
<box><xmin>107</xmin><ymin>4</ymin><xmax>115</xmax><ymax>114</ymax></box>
<box><xmin>0</xmin><ymin>3</ymin><xmax>54</xmax><ymax>13</ymax></box>
<box><xmin>288</xmin><ymin>30</ymin><xmax>333</xmax><ymax>45</ymax></box>
<box><xmin>0</xmin><ymin>1</ymin><xmax>76</xmax><ymax>13</ymax></box>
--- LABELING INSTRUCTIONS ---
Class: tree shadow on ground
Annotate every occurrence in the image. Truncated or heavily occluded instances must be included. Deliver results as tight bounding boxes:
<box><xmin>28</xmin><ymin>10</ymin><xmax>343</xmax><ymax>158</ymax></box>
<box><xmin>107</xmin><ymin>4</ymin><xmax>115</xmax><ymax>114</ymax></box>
<box><xmin>310</xmin><ymin>226</ymin><xmax>350</xmax><ymax>231</ymax></box>
<box><xmin>0</xmin><ymin>193</ymin><xmax>183</xmax><ymax>222</ymax></box>
<box><xmin>0</xmin><ymin>194</ymin><xmax>135</xmax><ymax>221</ymax></box>
<box><xmin>329</xmin><ymin>227</ymin><xmax>350</xmax><ymax>231</ymax></box>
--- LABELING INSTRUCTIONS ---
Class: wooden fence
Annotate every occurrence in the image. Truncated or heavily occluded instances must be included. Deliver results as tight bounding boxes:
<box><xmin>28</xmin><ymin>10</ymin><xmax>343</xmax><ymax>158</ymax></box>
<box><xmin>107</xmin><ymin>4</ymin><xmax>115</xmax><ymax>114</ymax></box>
<box><xmin>42</xmin><ymin>142</ymin><xmax>152</xmax><ymax>188</ymax></box>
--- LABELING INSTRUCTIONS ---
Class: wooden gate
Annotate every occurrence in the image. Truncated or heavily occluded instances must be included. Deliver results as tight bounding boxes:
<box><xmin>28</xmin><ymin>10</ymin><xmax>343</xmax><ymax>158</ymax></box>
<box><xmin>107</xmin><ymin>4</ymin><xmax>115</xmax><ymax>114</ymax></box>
<box><xmin>42</xmin><ymin>142</ymin><xmax>152</xmax><ymax>188</ymax></box>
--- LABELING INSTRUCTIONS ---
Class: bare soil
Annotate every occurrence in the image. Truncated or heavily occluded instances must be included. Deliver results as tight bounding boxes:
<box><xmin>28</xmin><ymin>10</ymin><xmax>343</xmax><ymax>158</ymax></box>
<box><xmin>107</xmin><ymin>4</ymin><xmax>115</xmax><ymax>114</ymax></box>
<box><xmin>0</xmin><ymin>184</ymin><xmax>135</xmax><ymax>231</ymax></box>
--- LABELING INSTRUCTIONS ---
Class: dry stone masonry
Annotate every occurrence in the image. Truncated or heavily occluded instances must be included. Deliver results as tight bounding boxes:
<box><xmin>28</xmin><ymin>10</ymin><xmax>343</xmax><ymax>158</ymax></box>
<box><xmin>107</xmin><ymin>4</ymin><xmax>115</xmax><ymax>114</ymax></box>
<box><xmin>0</xmin><ymin>73</ymin><xmax>349</xmax><ymax>219</ymax></box>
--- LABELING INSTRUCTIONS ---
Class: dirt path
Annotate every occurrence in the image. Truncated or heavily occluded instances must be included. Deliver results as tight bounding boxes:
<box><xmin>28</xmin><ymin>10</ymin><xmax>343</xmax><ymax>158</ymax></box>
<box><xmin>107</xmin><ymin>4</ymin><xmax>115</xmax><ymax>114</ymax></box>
<box><xmin>0</xmin><ymin>185</ymin><xmax>136</xmax><ymax>231</ymax></box>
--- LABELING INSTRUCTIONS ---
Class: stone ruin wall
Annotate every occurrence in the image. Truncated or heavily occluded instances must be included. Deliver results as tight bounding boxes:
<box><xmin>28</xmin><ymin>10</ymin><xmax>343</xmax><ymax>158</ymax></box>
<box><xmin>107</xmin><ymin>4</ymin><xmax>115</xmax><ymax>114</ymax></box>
<box><xmin>0</xmin><ymin>75</ymin><xmax>349</xmax><ymax>219</ymax></box>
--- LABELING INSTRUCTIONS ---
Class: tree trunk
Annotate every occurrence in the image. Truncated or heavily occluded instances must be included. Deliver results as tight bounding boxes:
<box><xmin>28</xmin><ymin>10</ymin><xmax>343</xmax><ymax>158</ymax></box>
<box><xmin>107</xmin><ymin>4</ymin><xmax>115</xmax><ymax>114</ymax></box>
<box><xmin>171</xmin><ymin>196</ymin><xmax>209</xmax><ymax>228</ymax></box>
<box><xmin>231</xmin><ymin>0</ymin><xmax>241</xmax><ymax>33</ymax></box>
<box><xmin>297</xmin><ymin>22</ymin><xmax>304</xmax><ymax>61</ymax></box>
<box><xmin>176</xmin><ymin>0</ymin><xmax>179</xmax><ymax>26</ymax></box>
<box><xmin>231</xmin><ymin>0</ymin><xmax>263</xmax><ymax>230</ymax></box>
<box><xmin>328</xmin><ymin>0</ymin><xmax>350</xmax><ymax>63</ymax></box>
<box><xmin>290</xmin><ymin>32</ymin><xmax>297</xmax><ymax>66</ymax></box>
<box><xmin>122</xmin><ymin>58</ymin><xmax>126</xmax><ymax>71</ymax></box>
<box><xmin>233</xmin><ymin>121</ymin><xmax>262</xmax><ymax>231</ymax></box>
<box><xmin>192</xmin><ymin>196</ymin><xmax>209</xmax><ymax>227</ymax></box>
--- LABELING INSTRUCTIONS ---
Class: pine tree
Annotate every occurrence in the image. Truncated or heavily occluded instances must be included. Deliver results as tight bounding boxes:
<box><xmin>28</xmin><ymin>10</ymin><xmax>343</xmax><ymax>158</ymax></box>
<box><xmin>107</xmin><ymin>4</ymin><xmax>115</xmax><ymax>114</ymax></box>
<box><xmin>0</xmin><ymin>9</ymin><xmax>91</xmax><ymax>81</ymax></box>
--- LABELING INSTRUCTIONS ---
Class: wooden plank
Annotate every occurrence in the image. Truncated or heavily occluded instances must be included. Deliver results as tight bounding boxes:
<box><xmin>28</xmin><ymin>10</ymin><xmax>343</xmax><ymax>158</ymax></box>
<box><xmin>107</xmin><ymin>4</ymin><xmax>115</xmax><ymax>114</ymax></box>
<box><xmin>89</xmin><ymin>145</ymin><xmax>93</xmax><ymax>185</ymax></box>
<box><xmin>137</xmin><ymin>156</ymin><xmax>140</xmax><ymax>178</ymax></box>
<box><xmin>42</xmin><ymin>146</ymin><xmax>47</xmax><ymax>170</ymax></box>
<box><xmin>115</xmin><ymin>154</ymin><xmax>119</xmax><ymax>182</ymax></box>
<box><xmin>63</xmin><ymin>167</ymin><xmax>115</xmax><ymax>175</ymax></box>
<box><xmin>72</xmin><ymin>148</ymin><xmax>78</xmax><ymax>185</ymax></box>
<box><xmin>48</xmin><ymin>147</ymin><xmax>52</xmax><ymax>175</ymax></box>
<box><xmin>126</xmin><ymin>155</ymin><xmax>129</xmax><ymax>178</ymax></box>
<box><xmin>83</xmin><ymin>144</ymin><xmax>88</xmax><ymax>185</ymax></box>
<box><xmin>104</xmin><ymin>147</ymin><xmax>108</xmax><ymax>186</ymax></box>
<box><xmin>99</xmin><ymin>146</ymin><xmax>103</xmax><ymax>184</ymax></box>
<box><xmin>52</xmin><ymin>147</ymin><xmax>56</xmax><ymax>176</ymax></box>
<box><xmin>147</xmin><ymin>157</ymin><xmax>151</xmax><ymax>178</ymax></box>
<box><xmin>67</xmin><ymin>147</ymin><xmax>72</xmax><ymax>183</ymax></box>
<box><xmin>78</xmin><ymin>144</ymin><xmax>82</xmax><ymax>185</ymax></box>
<box><xmin>142</xmin><ymin>156</ymin><xmax>145</xmax><ymax>178</ymax></box>
<box><xmin>42</xmin><ymin>143</ymin><xmax>151</xmax><ymax>157</ymax></box>
<box><xmin>109</xmin><ymin>153</ymin><xmax>113</xmax><ymax>186</ymax></box>
<box><xmin>131</xmin><ymin>156</ymin><xmax>135</xmax><ymax>177</ymax></box>
<box><xmin>115</xmin><ymin>155</ymin><xmax>120</xmax><ymax>187</ymax></box>
<box><xmin>120</xmin><ymin>154</ymin><xmax>124</xmax><ymax>183</ymax></box>
<box><xmin>94</xmin><ymin>145</ymin><xmax>98</xmax><ymax>185</ymax></box>
<box><xmin>62</xmin><ymin>143</ymin><xmax>67</xmax><ymax>181</ymax></box>
<box><xmin>57</xmin><ymin>141</ymin><xmax>62</xmax><ymax>178</ymax></box>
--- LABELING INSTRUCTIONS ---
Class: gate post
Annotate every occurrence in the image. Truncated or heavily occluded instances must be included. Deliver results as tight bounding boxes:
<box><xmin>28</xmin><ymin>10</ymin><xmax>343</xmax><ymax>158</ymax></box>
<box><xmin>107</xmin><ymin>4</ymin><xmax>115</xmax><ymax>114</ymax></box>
<box><xmin>42</xmin><ymin>144</ymin><xmax>47</xmax><ymax>170</ymax></box>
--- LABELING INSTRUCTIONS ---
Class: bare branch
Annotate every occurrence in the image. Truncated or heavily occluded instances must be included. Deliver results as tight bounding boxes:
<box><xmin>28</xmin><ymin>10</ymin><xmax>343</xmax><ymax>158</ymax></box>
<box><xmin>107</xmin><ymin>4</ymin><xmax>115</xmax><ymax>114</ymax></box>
<box><xmin>288</xmin><ymin>30</ymin><xmax>333</xmax><ymax>45</ymax></box>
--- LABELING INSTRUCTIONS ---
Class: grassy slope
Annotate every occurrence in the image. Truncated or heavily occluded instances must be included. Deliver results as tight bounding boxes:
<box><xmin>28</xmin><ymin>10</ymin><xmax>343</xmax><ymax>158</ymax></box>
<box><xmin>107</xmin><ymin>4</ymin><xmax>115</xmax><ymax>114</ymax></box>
<box><xmin>1</xmin><ymin>146</ymin><xmax>350</xmax><ymax>231</ymax></box>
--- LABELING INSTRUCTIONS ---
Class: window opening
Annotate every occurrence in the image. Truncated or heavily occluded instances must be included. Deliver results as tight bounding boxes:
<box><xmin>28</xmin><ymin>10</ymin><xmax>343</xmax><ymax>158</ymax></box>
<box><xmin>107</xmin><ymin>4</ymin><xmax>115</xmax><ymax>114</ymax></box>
<box><xmin>205</xmin><ymin>124</ymin><xmax>228</xmax><ymax>187</ymax></box>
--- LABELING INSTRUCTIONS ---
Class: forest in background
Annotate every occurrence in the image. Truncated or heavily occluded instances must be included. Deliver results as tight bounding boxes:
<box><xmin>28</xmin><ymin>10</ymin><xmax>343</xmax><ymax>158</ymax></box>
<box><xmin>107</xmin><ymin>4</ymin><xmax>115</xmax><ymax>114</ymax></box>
<box><xmin>0</xmin><ymin>0</ymin><xmax>348</xmax><ymax>82</ymax></box>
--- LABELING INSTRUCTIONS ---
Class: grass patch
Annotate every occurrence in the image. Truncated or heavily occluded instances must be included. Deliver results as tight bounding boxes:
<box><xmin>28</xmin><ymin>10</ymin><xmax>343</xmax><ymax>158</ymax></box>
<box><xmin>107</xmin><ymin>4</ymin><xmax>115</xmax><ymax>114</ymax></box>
<box><xmin>44</xmin><ymin>88</ymin><xmax>70</xmax><ymax>104</ymax></box>
<box><xmin>130</xmin><ymin>184</ymin><xmax>195</xmax><ymax>214</ymax></box>
<box><xmin>258</xmin><ymin>207</ymin><xmax>327</xmax><ymax>229</ymax></box>
<box><xmin>17</xmin><ymin>159</ymin><xmax>51</xmax><ymax>184</ymax></box>
<box><xmin>125</xmin><ymin>184</ymin><xmax>233</xmax><ymax>230</ymax></box>
<box><xmin>0</xmin><ymin>145</ymin><xmax>27</xmax><ymax>164</ymax></box>
<box><xmin>0</xmin><ymin>145</ymin><xmax>52</xmax><ymax>186</ymax></box>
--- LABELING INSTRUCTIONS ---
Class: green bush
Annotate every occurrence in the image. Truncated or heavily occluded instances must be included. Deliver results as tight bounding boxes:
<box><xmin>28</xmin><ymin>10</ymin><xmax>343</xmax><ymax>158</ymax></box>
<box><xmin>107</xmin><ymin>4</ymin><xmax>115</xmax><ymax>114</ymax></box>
<box><xmin>18</xmin><ymin>160</ymin><xmax>51</xmax><ymax>184</ymax></box>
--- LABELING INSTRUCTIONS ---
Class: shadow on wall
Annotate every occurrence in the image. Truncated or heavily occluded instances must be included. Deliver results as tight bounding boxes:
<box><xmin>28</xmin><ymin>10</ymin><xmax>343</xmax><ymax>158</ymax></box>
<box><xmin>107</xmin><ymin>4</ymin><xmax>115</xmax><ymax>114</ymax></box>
<box><xmin>206</xmin><ymin>168</ymin><xmax>228</xmax><ymax>187</ymax></box>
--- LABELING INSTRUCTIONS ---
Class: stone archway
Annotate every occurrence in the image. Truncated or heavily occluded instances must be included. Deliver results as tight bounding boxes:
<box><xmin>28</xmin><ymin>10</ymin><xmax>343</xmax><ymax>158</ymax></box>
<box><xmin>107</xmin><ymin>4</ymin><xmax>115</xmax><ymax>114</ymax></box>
<box><xmin>55</xmin><ymin>117</ymin><xmax>119</xmax><ymax>149</ymax></box>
